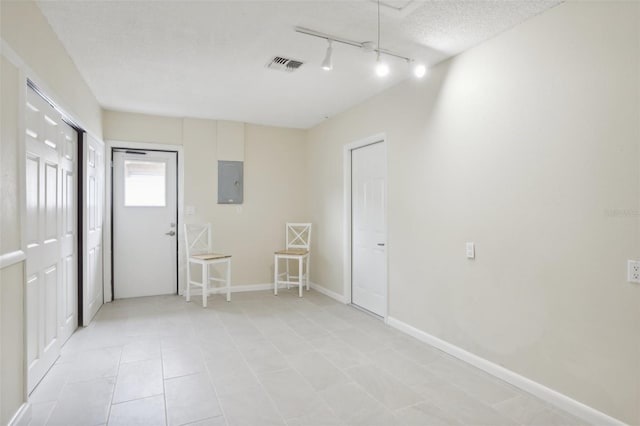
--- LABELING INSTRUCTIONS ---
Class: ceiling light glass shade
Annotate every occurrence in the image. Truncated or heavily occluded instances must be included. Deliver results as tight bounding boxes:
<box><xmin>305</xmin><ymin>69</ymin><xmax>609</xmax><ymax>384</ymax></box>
<box><xmin>413</xmin><ymin>63</ymin><xmax>427</xmax><ymax>78</ymax></box>
<box><xmin>375</xmin><ymin>55</ymin><xmax>389</xmax><ymax>77</ymax></box>
<box><xmin>321</xmin><ymin>41</ymin><xmax>333</xmax><ymax>71</ymax></box>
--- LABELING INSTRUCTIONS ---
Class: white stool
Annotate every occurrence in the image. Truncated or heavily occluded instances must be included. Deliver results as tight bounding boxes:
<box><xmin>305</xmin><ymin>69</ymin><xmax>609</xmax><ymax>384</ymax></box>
<box><xmin>274</xmin><ymin>223</ymin><xmax>311</xmax><ymax>297</ymax></box>
<box><xmin>184</xmin><ymin>224</ymin><xmax>232</xmax><ymax>307</ymax></box>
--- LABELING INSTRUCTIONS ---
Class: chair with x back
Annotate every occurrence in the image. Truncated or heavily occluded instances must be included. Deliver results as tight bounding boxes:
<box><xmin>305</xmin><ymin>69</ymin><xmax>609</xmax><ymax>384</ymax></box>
<box><xmin>184</xmin><ymin>223</ymin><xmax>232</xmax><ymax>307</ymax></box>
<box><xmin>274</xmin><ymin>223</ymin><xmax>312</xmax><ymax>297</ymax></box>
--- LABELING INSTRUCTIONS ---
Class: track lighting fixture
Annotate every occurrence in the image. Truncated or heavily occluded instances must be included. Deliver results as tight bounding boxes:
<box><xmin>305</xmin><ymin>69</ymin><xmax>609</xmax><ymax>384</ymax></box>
<box><xmin>375</xmin><ymin>53</ymin><xmax>389</xmax><ymax>77</ymax></box>
<box><xmin>295</xmin><ymin>28</ymin><xmax>427</xmax><ymax>79</ymax></box>
<box><xmin>321</xmin><ymin>40</ymin><xmax>333</xmax><ymax>71</ymax></box>
<box><xmin>296</xmin><ymin>0</ymin><xmax>426</xmax><ymax>78</ymax></box>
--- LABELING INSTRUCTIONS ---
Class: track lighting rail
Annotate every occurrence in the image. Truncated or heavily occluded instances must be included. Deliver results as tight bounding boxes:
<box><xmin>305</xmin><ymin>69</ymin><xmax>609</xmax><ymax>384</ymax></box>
<box><xmin>294</xmin><ymin>26</ymin><xmax>413</xmax><ymax>63</ymax></box>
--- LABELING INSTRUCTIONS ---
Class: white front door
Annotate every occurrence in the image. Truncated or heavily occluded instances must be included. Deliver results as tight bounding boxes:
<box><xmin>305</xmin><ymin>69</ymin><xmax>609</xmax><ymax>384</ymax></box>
<box><xmin>25</xmin><ymin>87</ymin><xmax>78</xmax><ymax>392</ymax></box>
<box><xmin>83</xmin><ymin>134</ymin><xmax>105</xmax><ymax>326</ymax></box>
<box><xmin>113</xmin><ymin>150</ymin><xmax>178</xmax><ymax>298</ymax></box>
<box><xmin>351</xmin><ymin>141</ymin><xmax>387</xmax><ymax>317</ymax></box>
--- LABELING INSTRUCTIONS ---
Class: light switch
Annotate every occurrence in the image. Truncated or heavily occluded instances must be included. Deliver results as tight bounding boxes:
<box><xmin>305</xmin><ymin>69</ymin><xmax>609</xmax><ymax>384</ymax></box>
<box><xmin>185</xmin><ymin>205</ymin><xmax>196</xmax><ymax>215</ymax></box>
<box><xmin>466</xmin><ymin>242</ymin><xmax>475</xmax><ymax>259</ymax></box>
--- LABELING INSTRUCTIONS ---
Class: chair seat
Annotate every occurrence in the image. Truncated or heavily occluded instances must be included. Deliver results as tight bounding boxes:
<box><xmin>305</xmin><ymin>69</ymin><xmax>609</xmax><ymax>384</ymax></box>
<box><xmin>191</xmin><ymin>253</ymin><xmax>232</xmax><ymax>260</ymax></box>
<box><xmin>274</xmin><ymin>249</ymin><xmax>308</xmax><ymax>256</ymax></box>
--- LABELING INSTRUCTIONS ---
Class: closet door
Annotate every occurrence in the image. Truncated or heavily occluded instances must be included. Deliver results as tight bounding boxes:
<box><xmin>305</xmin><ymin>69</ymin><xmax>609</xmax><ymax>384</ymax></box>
<box><xmin>83</xmin><ymin>133</ymin><xmax>105</xmax><ymax>325</ymax></box>
<box><xmin>25</xmin><ymin>87</ymin><xmax>78</xmax><ymax>392</ymax></box>
<box><xmin>351</xmin><ymin>141</ymin><xmax>387</xmax><ymax>317</ymax></box>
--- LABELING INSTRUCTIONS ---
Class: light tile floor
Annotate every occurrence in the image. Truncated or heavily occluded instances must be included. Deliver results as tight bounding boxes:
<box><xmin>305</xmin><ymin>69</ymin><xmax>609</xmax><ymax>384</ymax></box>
<box><xmin>29</xmin><ymin>289</ymin><xmax>588</xmax><ymax>426</ymax></box>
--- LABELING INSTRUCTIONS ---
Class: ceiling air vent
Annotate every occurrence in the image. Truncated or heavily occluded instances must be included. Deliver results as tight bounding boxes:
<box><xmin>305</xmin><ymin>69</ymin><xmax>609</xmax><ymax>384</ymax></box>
<box><xmin>266</xmin><ymin>56</ymin><xmax>304</xmax><ymax>72</ymax></box>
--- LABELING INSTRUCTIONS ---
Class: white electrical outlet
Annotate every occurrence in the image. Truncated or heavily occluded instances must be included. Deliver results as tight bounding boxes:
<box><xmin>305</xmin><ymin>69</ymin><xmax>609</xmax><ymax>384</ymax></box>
<box><xmin>466</xmin><ymin>242</ymin><xmax>475</xmax><ymax>259</ymax></box>
<box><xmin>628</xmin><ymin>260</ymin><xmax>640</xmax><ymax>283</ymax></box>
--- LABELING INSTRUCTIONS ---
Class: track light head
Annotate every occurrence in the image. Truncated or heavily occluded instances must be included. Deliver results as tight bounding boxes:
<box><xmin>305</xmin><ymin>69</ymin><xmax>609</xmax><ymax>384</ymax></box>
<box><xmin>321</xmin><ymin>40</ymin><xmax>333</xmax><ymax>71</ymax></box>
<box><xmin>375</xmin><ymin>53</ymin><xmax>389</xmax><ymax>77</ymax></box>
<box><xmin>413</xmin><ymin>63</ymin><xmax>427</xmax><ymax>78</ymax></box>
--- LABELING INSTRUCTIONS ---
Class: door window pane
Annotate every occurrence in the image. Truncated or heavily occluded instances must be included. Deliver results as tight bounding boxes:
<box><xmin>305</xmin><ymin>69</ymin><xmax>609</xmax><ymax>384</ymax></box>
<box><xmin>124</xmin><ymin>160</ymin><xmax>166</xmax><ymax>207</ymax></box>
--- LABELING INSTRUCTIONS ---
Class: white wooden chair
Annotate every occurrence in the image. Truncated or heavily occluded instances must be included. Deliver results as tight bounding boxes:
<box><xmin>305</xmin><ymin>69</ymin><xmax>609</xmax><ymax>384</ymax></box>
<box><xmin>274</xmin><ymin>223</ymin><xmax>312</xmax><ymax>297</ymax></box>
<box><xmin>184</xmin><ymin>223</ymin><xmax>231</xmax><ymax>307</ymax></box>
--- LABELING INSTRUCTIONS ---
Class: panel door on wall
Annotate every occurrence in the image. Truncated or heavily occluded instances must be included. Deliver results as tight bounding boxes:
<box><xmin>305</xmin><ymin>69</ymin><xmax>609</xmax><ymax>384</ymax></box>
<box><xmin>25</xmin><ymin>87</ymin><xmax>78</xmax><ymax>392</ymax></box>
<box><xmin>112</xmin><ymin>150</ymin><xmax>178</xmax><ymax>298</ymax></box>
<box><xmin>83</xmin><ymin>133</ymin><xmax>105</xmax><ymax>326</ymax></box>
<box><xmin>351</xmin><ymin>141</ymin><xmax>387</xmax><ymax>317</ymax></box>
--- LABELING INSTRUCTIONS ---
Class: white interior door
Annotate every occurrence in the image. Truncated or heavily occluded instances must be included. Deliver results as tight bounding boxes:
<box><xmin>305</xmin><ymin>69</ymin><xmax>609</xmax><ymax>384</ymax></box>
<box><xmin>59</xmin><ymin>119</ymin><xmax>78</xmax><ymax>342</ymax></box>
<box><xmin>25</xmin><ymin>87</ymin><xmax>78</xmax><ymax>392</ymax></box>
<box><xmin>351</xmin><ymin>141</ymin><xmax>387</xmax><ymax>317</ymax></box>
<box><xmin>113</xmin><ymin>150</ymin><xmax>178</xmax><ymax>298</ymax></box>
<box><xmin>83</xmin><ymin>134</ymin><xmax>105</xmax><ymax>326</ymax></box>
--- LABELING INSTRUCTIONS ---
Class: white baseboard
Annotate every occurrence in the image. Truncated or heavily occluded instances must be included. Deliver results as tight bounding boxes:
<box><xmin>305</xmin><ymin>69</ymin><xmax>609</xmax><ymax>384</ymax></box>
<box><xmin>8</xmin><ymin>402</ymin><xmax>31</xmax><ymax>426</ymax></box>
<box><xmin>310</xmin><ymin>282</ymin><xmax>348</xmax><ymax>303</ymax></box>
<box><xmin>386</xmin><ymin>317</ymin><xmax>623</xmax><ymax>426</ymax></box>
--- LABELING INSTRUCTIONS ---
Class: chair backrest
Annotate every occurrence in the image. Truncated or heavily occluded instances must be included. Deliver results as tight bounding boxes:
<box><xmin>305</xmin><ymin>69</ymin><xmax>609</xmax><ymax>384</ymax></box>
<box><xmin>184</xmin><ymin>223</ymin><xmax>212</xmax><ymax>257</ymax></box>
<box><xmin>286</xmin><ymin>223</ymin><xmax>312</xmax><ymax>250</ymax></box>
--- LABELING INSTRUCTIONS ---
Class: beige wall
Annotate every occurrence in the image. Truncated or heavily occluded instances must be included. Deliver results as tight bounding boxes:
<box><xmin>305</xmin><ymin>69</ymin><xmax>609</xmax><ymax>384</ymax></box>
<box><xmin>103</xmin><ymin>110</ymin><xmax>183</xmax><ymax>145</ymax></box>
<box><xmin>103</xmin><ymin>111</ymin><xmax>309</xmax><ymax>287</ymax></box>
<box><xmin>1</xmin><ymin>1</ymin><xmax>104</xmax><ymax>423</ymax></box>
<box><xmin>0</xmin><ymin>53</ymin><xmax>25</xmax><ymax>426</ymax></box>
<box><xmin>0</xmin><ymin>264</ymin><xmax>24</xmax><ymax>426</ymax></box>
<box><xmin>307</xmin><ymin>2</ymin><xmax>639</xmax><ymax>424</ymax></box>
<box><xmin>1</xmin><ymin>1</ymin><xmax>102</xmax><ymax>136</ymax></box>
<box><xmin>1</xmin><ymin>56</ymin><xmax>21</xmax><ymax>256</ymax></box>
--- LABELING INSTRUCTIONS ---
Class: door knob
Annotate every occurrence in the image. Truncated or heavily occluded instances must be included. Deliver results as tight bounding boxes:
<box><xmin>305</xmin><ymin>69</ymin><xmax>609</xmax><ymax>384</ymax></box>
<box><xmin>165</xmin><ymin>231</ymin><xmax>176</xmax><ymax>236</ymax></box>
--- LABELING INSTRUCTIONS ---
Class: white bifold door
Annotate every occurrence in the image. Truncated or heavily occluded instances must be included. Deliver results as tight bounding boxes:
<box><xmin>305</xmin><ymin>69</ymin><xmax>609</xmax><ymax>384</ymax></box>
<box><xmin>83</xmin><ymin>134</ymin><xmax>105</xmax><ymax>326</ymax></box>
<box><xmin>351</xmin><ymin>141</ymin><xmax>387</xmax><ymax>317</ymax></box>
<box><xmin>25</xmin><ymin>88</ymin><xmax>78</xmax><ymax>392</ymax></box>
<box><xmin>113</xmin><ymin>150</ymin><xmax>178</xmax><ymax>298</ymax></box>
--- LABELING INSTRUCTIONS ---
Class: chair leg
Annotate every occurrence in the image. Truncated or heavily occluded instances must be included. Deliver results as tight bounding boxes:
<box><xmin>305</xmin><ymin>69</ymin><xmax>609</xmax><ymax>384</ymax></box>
<box><xmin>226</xmin><ymin>259</ymin><xmax>231</xmax><ymax>302</ymax></box>
<box><xmin>186</xmin><ymin>261</ymin><xmax>191</xmax><ymax>302</ymax></box>
<box><xmin>202</xmin><ymin>263</ymin><xmax>208</xmax><ymax>308</ymax></box>
<box><xmin>274</xmin><ymin>255</ymin><xmax>278</xmax><ymax>296</ymax></box>
<box><xmin>298</xmin><ymin>257</ymin><xmax>303</xmax><ymax>298</ymax></box>
<box><xmin>306</xmin><ymin>255</ymin><xmax>310</xmax><ymax>291</ymax></box>
<box><xmin>286</xmin><ymin>259</ymin><xmax>290</xmax><ymax>289</ymax></box>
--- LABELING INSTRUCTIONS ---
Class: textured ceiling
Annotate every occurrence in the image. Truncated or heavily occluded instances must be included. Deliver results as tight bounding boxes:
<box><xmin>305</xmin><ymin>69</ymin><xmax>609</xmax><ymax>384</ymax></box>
<box><xmin>37</xmin><ymin>1</ymin><xmax>561</xmax><ymax>129</ymax></box>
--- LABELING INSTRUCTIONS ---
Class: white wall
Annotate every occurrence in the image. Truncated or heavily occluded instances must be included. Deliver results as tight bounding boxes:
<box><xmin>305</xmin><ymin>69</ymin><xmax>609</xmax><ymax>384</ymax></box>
<box><xmin>0</xmin><ymin>1</ymin><xmax>102</xmax><ymax>135</ymax></box>
<box><xmin>103</xmin><ymin>111</ymin><xmax>309</xmax><ymax>288</ymax></box>
<box><xmin>307</xmin><ymin>2</ymin><xmax>639</xmax><ymax>424</ymax></box>
<box><xmin>1</xmin><ymin>1</ymin><xmax>103</xmax><ymax>423</ymax></box>
<box><xmin>0</xmin><ymin>53</ymin><xmax>25</xmax><ymax>426</ymax></box>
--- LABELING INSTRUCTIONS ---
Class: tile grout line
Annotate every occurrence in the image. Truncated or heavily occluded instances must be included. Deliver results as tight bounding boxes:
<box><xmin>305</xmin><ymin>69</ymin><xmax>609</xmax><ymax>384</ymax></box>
<box><xmin>282</xmin><ymin>300</ymin><xmax>382</xmax><ymax>423</ymax></box>
<box><xmin>160</xmin><ymin>316</ymin><xmax>183</xmax><ymax>426</ymax></box>
<box><xmin>223</xmin><ymin>297</ymin><xmax>298</xmax><ymax>425</ymax></box>
<box><xmin>104</xmin><ymin>344</ymin><xmax>124</xmax><ymax>425</ymax></box>
<box><xmin>200</xmin><ymin>306</ymin><xmax>230</xmax><ymax>426</ymax></box>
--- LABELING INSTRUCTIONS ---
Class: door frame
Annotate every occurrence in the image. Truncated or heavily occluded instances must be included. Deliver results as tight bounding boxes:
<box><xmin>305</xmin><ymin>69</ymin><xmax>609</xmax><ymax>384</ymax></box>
<box><xmin>104</xmin><ymin>140</ymin><xmax>184</xmax><ymax>301</ymax></box>
<box><xmin>342</xmin><ymin>133</ymin><xmax>389</xmax><ymax>320</ymax></box>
